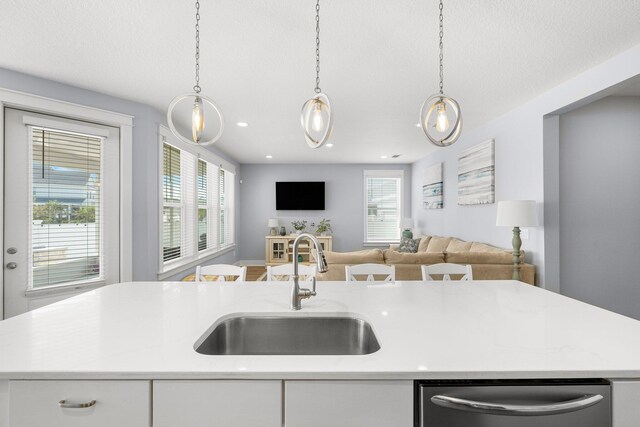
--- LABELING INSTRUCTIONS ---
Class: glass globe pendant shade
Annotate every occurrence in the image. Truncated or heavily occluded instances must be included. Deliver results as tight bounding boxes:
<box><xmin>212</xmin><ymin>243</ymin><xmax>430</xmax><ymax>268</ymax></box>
<box><xmin>167</xmin><ymin>93</ymin><xmax>225</xmax><ymax>146</ymax></box>
<box><xmin>419</xmin><ymin>94</ymin><xmax>462</xmax><ymax>147</ymax></box>
<box><xmin>191</xmin><ymin>96</ymin><xmax>204</xmax><ymax>142</ymax></box>
<box><xmin>300</xmin><ymin>92</ymin><xmax>333</xmax><ymax>149</ymax></box>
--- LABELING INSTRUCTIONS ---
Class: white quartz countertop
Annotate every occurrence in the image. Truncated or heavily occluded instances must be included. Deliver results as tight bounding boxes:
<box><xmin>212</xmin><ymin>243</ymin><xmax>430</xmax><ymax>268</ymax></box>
<box><xmin>1</xmin><ymin>281</ymin><xmax>640</xmax><ymax>380</ymax></box>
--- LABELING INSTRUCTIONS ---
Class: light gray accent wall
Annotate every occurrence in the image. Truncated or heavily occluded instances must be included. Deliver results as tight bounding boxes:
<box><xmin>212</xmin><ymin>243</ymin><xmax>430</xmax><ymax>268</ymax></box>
<box><xmin>558</xmin><ymin>96</ymin><xmax>640</xmax><ymax>319</ymax></box>
<box><xmin>0</xmin><ymin>68</ymin><xmax>239</xmax><ymax>281</ymax></box>
<box><xmin>543</xmin><ymin>115</ymin><xmax>560</xmax><ymax>292</ymax></box>
<box><xmin>238</xmin><ymin>163</ymin><xmax>412</xmax><ymax>261</ymax></box>
<box><xmin>411</xmin><ymin>111</ymin><xmax>545</xmax><ymax>282</ymax></box>
<box><xmin>411</xmin><ymin>44</ymin><xmax>640</xmax><ymax>288</ymax></box>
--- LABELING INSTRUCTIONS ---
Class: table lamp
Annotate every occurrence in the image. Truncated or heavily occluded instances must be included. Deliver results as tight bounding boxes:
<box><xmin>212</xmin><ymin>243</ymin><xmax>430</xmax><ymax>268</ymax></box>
<box><xmin>268</xmin><ymin>218</ymin><xmax>279</xmax><ymax>236</ymax></box>
<box><xmin>496</xmin><ymin>200</ymin><xmax>538</xmax><ymax>281</ymax></box>
<box><xmin>401</xmin><ymin>218</ymin><xmax>415</xmax><ymax>239</ymax></box>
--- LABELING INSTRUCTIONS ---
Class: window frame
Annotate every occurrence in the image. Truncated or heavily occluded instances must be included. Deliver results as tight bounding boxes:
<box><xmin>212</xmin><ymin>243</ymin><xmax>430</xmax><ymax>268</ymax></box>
<box><xmin>363</xmin><ymin>169</ymin><xmax>404</xmax><ymax>246</ymax></box>
<box><xmin>158</xmin><ymin>126</ymin><xmax>236</xmax><ymax>278</ymax></box>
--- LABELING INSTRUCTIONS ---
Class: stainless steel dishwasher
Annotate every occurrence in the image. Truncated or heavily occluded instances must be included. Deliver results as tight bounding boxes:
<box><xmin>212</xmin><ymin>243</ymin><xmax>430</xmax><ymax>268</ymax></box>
<box><xmin>416</xmin><ymin>379</ymin><xmax>611</xmax><ymax>426</ymax></box>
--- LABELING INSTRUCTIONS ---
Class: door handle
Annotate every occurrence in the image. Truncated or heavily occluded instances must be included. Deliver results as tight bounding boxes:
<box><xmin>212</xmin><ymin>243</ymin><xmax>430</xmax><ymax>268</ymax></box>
<box><xmin>430</xmin><ymin>393</ymin><xmax>603</xmax><ymax>416</ymax></box>
<box><xmin>6</xmin><ymin>262</ymin><xmax>17</xmax><ymax>269</ymax></box>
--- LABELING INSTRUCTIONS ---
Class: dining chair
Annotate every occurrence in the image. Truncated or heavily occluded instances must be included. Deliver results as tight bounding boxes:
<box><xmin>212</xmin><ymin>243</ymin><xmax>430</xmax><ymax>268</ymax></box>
<box><xmin>266</xmin><ymin>263</ymin><xmax>317</xmax><ymax>282</ymax></box>
<box><xmin>195</xmin><ymin>264</ymin><xmax>247</xmax><ymax>282</ymax></box>
<box><xmin>345</xmin><ymin>263</ymin><xmax>395</xmax><ymax>283</ymax></box>
<box><xmin>421</xmin><ymin>263</ymin><xmax>473</xmax><ymax>281</ymax></box>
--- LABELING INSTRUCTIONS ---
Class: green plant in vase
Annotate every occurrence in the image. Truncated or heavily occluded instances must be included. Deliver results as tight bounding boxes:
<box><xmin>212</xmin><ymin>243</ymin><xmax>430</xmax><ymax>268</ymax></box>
<box><xmin>315</xmin><ymin>218</ymin><xmax>332</xmax><ymax>236</ymax></box>
<box><xmin>291</xmin><ymin>220</ymin><xmax>307</xmax><ymax>234</ymax></box>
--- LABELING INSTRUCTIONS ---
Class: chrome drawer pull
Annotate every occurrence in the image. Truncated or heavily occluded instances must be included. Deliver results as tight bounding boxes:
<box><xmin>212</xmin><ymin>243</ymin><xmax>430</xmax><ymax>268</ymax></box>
<box><xmin>431</xmin><ymin>393</ymin><xmax>603</xmax><ymax>416</ymax></box>
<box><xmin>58</xmin><ymin>399</ymin><xmax>97</xmax><ymax>409</ymax></box>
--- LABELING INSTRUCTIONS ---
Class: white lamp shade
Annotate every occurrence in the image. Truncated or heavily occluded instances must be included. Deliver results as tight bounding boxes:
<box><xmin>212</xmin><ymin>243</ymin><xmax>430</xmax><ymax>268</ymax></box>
<box><xmin>268</xmin><ymin>218</ymin><xmax>280</xmax><ymax>227</ymax></box>
<box><xmin>496</xmin><ymin>200</ymin><xmax>539</xmax><ymax>227</ymax></box>
<box><xmin>401</xmin><ymin>218</ymin><xmax>414</xmax><ymax>229</ymax></box>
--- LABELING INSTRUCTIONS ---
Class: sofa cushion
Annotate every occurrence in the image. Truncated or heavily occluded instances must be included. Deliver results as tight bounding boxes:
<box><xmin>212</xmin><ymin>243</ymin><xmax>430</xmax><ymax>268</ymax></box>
<box><xmin>426</xmin><ymin>236</ymin><xmax>452</xmax><ymax>252</ymax></box>
<box><xmin>470</xmin><ymin>242</ymin><xmax>506</xmax><ymax>253</ymax></box>
<box><xmin>417</xmin><ymin>236</ymin><xmax>431</xmax><ymax>252</ymax></box>
<box><xmin>446</xmin><ymin>238</ymin><xmax>473</xmax><ymax>252</ymax></box>
<box><xmin>398</xmin><ymin>237</ymin><xmax>420</xmax><ymax>253</ymax></box>
<box><xmin>322</xmin><ymin>249</ymin><xmax>384</xmax><ymax>265</ymax></box>
<box><xmin>446</xmin><ymin>251</ymin><xmax>515</xmax><ymax>265</ymax></box>
<box><xmin>383</xmin><ymin>250</ymin><xmax>445</xmax><ymax>265</ymax></box>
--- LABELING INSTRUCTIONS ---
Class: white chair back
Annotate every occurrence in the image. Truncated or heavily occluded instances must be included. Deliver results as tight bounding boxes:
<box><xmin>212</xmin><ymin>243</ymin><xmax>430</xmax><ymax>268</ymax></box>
<box><xmin>345</xmin><ymin>263</ymin><xmax>395</xmax><ymax>283</ymax></box>
<box><xmin>266</xmin><ymin>264</ymin><xmax>317</xmax><ymax>282</ymax></box>
<box><xmin>195</xmin><ymin>264</ymin><xmax>247</xmax><ymax>282</ymax></box>
<box><xmin>421</xmin><ymin>263</ymin><xmax>473</xmax><ymax>281</ymax></box>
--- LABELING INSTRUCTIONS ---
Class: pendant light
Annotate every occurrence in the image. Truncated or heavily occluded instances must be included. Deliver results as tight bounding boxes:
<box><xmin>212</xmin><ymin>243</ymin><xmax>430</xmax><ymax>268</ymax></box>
<box><xmin>420</xmin><ymin>0</ymin><xmax>462</xmax><ymax>147</ymax></box>
<box><xmin>300</xmin><ymin>0</ymin><xmax>333</xmax><ymax>149</ymax></box>
<box><xmin>167</xmin><ymin>0</ymin><xmax>224</xmax><ymax>146</ymax></box>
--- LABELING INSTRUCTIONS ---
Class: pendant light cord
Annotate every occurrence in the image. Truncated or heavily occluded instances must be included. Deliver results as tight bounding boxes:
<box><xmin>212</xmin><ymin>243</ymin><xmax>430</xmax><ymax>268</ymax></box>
<box><xmin>194</xmin><ymin>0</ymin><xmax>201</xmax><ymax>93</ymax></box>
<box><xmin>438</xmin><ymin>0</ymin><xmax>444</xmax><ymax>95</ymax></box>
<box><xmin>315</xmin><ymin>0</ymin><xmax>321</xmax><ymax>94</ymax></box>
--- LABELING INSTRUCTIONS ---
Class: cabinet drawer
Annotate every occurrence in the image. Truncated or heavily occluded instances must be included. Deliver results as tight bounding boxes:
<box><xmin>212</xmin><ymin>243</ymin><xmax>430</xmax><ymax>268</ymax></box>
<box><xmin>154</xmin><ymin>380</ymin><xmax>282</xmax><ymax>427</ymax></box>
<box><xmin>285</xmin><ymin>380</ymin><xmax>413</xmax><ymax>427</ymax></box>
<box><xmin>9</xmin><ymin>380</ymin><xmax>150</xmax><ymax>427</ymax></box>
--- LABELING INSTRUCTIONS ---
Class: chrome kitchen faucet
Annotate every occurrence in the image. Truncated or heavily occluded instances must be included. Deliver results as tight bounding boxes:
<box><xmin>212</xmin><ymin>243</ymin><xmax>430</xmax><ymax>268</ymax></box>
<box><xmin>290</xmin><ymin>233</ymin><xmax>328</xmax><ymax>310</ymax></box>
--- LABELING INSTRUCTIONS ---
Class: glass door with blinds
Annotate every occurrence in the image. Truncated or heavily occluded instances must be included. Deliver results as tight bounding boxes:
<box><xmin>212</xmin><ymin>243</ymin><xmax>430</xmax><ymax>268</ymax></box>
<box><xmin>364</xmin><ymin>170</ymin><xmax>403</xmax><ymax>243</ymax></box>
<box><xmin>3</xmin><ymin>109</ymin><xmax>120</xmax><ymax>318</ymax></box>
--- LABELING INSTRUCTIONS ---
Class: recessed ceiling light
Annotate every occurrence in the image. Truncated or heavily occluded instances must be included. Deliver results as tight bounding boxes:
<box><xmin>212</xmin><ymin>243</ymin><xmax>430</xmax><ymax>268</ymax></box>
<box><xmin>237</xmin><ymin>122</ymin><xmax>249</xmax><ymax>127</ymax></box>
<box><xmin>326</xmin><ymin>143</ymin><xmax>334</xmax><ymax>147</ymax></box>
<box><xmin>415</xmin><ymin>123</ymin><xmax>421</xmax><ymax>127</ymax></box>
<box><xmin>265</xmin><ymin>155</ymin><xmax>273</xmax><ymax>159</ymax></box>
<box><xmin>380</xmin><ymin>155</ymin><xmax>388</xmax><ymax>159</ymax></box>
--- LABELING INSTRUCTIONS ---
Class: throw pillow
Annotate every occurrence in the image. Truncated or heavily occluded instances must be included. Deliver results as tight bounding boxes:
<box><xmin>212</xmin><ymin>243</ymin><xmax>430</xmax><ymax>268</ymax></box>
<box><xmin>397</xmin><ymin>237</ymin><xmax>420</xmax><ymax>253</ymax></box>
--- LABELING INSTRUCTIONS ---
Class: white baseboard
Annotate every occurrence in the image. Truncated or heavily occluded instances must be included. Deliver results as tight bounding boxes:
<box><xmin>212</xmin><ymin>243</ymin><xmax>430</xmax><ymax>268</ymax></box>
<box><xmin>235</xmin><ymin>260</ymin><xmax>266</xmax><ymax>266</ymax></box>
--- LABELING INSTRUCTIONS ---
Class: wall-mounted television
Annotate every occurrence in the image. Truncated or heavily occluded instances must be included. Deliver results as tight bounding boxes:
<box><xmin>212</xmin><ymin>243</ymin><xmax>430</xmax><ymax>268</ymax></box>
<box><xmin>276</xmin><ymin>181</ymin><xmax>325</xmax><ymax>210</ymax></box>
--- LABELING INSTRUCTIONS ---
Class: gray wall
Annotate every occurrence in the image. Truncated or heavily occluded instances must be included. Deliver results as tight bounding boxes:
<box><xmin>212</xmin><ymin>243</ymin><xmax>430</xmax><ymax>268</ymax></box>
<box><xmin>411</xmin><ymin>44</ymin><xmax>640</xmax><ymax>288</ymax></box>
<box><xmin>0</xmin><ymin>67</ymin><xmax>239</xmax><ymax>281</ymax></box>
<box><xmin>238</xmin><ymin>163</ymin><xmax>412</xmax><ymax>261</ymax></box>
<box><xmin>558</xmin><ymin>96</ymin><xmax>640</xmax><ymax>319</ymax></box>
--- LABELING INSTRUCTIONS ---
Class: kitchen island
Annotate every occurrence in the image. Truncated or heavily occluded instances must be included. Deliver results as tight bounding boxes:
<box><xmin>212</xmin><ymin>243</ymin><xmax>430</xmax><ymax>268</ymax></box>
<box><xmin>1</xmin><ymin>280</ymin><xmax>639</xmax><ymax>426</ymax></box>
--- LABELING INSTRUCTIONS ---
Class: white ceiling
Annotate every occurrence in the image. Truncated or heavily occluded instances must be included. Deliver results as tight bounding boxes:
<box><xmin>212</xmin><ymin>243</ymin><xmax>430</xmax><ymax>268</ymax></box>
<box><xmin>2</xmin><ymin>0</ymin><xmax>640</xmax><ymax>164</ymax></box>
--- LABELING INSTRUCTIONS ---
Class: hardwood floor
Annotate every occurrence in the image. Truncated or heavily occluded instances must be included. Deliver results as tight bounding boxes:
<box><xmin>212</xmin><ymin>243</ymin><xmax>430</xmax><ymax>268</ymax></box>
<box><xmin>245</xmin><ymin>265</ymin><xmax>267</xmax><ymax>281</ymax></box>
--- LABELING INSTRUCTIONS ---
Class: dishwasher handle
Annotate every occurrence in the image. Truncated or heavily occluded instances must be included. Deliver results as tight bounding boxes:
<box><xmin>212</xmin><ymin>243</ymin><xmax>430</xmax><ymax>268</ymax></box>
<box><xmin>430</xmin><ymin>393</ymin><xmax>603</xmax><ymax>416</ymax></box>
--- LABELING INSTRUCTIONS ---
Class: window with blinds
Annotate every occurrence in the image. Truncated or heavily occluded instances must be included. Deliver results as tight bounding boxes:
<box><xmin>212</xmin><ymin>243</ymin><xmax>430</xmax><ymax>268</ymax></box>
<box><xmin>364</xmin><ymin>171</ymin><xmax>403</xmax><ymax>243</ymax></box>
<box><xmin>31</xmin><ymin>127</ymin><xmax>103</xmax><ymax>288</ymax></box>
<box><xmin>163</xmin><ymin>143</ymin><xmax>181</xmax><ymax>262</ymax></box>
<box><xmin>198</xmin><ymin>159</ymin><xmax>208</xmax><ymax>251</ymax></box>
<box><xmin>218</xmin><ymin>168</ymin><xmax>235</xmax><ymax>247</ymax></box>
<box><xmin>162</xmin><ymin>141</ymin><xmax>235</xmax><ymax>269</ymax></box>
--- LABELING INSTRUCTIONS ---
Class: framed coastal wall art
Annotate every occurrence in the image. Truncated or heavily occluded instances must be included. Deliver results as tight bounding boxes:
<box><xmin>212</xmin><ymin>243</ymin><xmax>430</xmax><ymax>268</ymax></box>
<box><xmin>457</xmin><ymin>139</ymin><xmax>495</xmax><ymax>205</ymax></box>
<box><xmin>422</xmin><ymin>163</ymin><xmax>443</xmax><ymax>209</ymax></box>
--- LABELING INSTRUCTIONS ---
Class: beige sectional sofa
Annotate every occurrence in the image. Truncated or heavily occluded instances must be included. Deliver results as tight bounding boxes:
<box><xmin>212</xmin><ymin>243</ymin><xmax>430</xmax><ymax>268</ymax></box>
<box><xmin>316</xmin><ymin>235</ymin><xmax>535</xmax><ymax>285</ymax></box>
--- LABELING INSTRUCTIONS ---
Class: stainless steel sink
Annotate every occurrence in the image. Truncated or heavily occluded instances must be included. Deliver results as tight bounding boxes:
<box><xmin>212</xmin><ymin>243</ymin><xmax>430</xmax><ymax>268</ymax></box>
<box><xmin>195</xmin><ymin>315</ymin><xmax>381</xmax><ymax>355</ymax></box>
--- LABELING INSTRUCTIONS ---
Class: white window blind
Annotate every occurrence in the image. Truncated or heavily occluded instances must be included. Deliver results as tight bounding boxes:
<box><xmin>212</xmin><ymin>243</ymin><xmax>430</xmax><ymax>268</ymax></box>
<box><xmin>162</xmin><ymin>143</ymin><xmax>182</xmax><ymax>262</ymax></box>
<box><xmin>161</xmin><ymin>140</ymin><xmax>234</xmax><ymax>271</ymax></box>
<box><xmin>219</xmin><ymin>168</ymin><xmax>235</xmax><ymax>247</ymax></box>
<box><xmin>197</xmin><ymin>159</ymin><xmax>208</xmax><ymax>251</ymax></box>
<box><xmin>364</xmin><ymin>170</ymin><xmax>403</xmax><ymax>243</ymax></box>
<box><xmin>30</xmin><ymin>127</ymin><xmax>103</xmax><ymax>288</ymax></box>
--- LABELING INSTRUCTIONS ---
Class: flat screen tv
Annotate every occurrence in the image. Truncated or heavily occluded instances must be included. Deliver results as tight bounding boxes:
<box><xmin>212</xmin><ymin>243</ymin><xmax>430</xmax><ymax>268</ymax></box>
<box><xmin>276</xmin><ymin>181</ymin><xmax>325</xmax><ymax>210</ymax></box>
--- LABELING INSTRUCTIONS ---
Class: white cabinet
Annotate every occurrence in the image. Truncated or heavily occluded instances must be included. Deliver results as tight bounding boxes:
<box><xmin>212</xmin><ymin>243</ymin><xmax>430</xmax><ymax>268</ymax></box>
<box><xmin>153</xmin><ymin>380</ymin><xmax>282</xmax><ymax>427</ymax></box>
<box><xmin>265</xmin><ymin>235</ymin><xmax>333</xmax><ymax>265</ymax></box>
<box><xmin>8</xmin><ymin>380</ymin><xmax>150</xmax><ymax>427</ymax></box>
<box><xmin>612</xmin><ymin>380</ymin><xmax>640</xmax><ymax>427</ymax></box>
<box><xmin>285</xmin><ymin>380</ymin><xmax>414</xmax><ymax>427</ymax></box>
